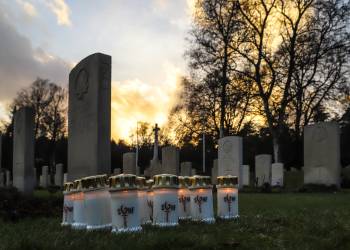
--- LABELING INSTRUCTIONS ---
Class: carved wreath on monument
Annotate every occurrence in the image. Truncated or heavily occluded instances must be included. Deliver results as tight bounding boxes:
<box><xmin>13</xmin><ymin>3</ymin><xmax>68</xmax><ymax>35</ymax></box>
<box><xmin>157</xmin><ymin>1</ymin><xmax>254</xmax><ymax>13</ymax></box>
<box><xmin>75</xmin><ymin>69</ymin><xmax>89</xmax><ymax>100</ymax></box>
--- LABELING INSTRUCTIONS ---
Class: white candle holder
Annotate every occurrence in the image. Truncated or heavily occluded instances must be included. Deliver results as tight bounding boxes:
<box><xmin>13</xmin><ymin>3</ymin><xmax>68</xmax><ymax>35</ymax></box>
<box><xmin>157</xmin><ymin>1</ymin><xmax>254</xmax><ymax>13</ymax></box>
<box><xmin>83</xmin><ymin>175</ymin><xmax>111</xmax><ymax>230</ymax></box>
<box><xmin>178</xmin><ymin>176</ymin><xmax>191</xmax><ymax>220</ymax></box>
<box><xmin>217</xmin><ymin>175</ymin><xmax>239</xmax><ymax>219</ymax></box>
<box><xmin>109</xmin><ymin>174</ymin><xmax>142</xmax><ymax>233</ymax></box>
<box><xmin>71</xmin><ymin>179</ymin><xmax>86</xmax><ymax>229</ymax></box>
<box><xmin>137</xmin><ymin>177</ymin><xmax>152</xmax><ymax>225</ymax></box>
<box><xmin>152</xmin><ymin>174</ymin><xmax>179</xmax><ymax>227</ymax></box>
<box><xmin>189</xmin><ymin>176</ymin><xmax>215</xmax><ymax>223</ymax></box>
<box><xmin>61</xmin><ymin>182</ymin><xmax>74</xmax><ymax>226</ymax></box>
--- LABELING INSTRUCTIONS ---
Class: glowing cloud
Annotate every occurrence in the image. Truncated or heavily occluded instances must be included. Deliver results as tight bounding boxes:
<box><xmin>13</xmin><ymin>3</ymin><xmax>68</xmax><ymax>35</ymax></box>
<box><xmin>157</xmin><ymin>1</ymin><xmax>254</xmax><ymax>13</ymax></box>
<box><xmin>46</xmin><ymin>0</ymin><xmax>71</xmax><ymax>26</ymax></box>
<box><xmin>16</xmin><ymin>0</ymin><xmax>37</xmax><ymax>17</ymax></box>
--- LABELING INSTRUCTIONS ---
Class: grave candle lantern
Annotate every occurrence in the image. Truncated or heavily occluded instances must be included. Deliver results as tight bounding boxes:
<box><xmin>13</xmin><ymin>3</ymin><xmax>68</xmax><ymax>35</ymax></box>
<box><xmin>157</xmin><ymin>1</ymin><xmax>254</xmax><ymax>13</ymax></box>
<box><xmin>146</xmin><ymin>179</ymin><xmax>154</xmax><ymax>223</ymax></box>
<box><xmin>61</xmin><ymin>182</ymin><xmax>74</xmax><ymax>226</ymax></box>
<box><xmin>71</xmin><ymin>179</ymin><xmax>86</xmax><ymax>229</ymax></box>
<box><xmin>189</xmin><ymin>175</ymin><xmax>215</xmax><ymax>223</ymax></box>
<box><xmin>178</xmin><ymin>176</ymin><xmax>192</xmax><ymax>220</ymax></box>
<box><xmin>152</xmin><ymin>174</ymin><xmax>179</xmax><ymax>227</ymax></box>
<box><xmin>137</xmin><ymin>176</ymin><xmax>151</xmax><ymax>225</ymax></box>
<box><xmin>217</xmin><ymin>175</ymin><xmax>239</xmax><ymax>219</ymax></box>
<box><xmin>109</xmin><ymin>174</ymin><xmax>142</xmax><ymax>233</ymax></box>
<box><xmin>83</xmin><ymin>175</ymin><xmax>111</xmax><ymax>230</ymax></box>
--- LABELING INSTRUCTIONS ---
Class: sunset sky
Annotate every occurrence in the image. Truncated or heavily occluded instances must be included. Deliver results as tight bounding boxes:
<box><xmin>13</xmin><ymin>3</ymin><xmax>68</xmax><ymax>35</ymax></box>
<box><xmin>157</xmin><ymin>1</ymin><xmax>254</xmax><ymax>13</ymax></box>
<box><xmin>0</xmin><ymin>0</ymin><xmax>195</xmax><ymax>140</ymax></box>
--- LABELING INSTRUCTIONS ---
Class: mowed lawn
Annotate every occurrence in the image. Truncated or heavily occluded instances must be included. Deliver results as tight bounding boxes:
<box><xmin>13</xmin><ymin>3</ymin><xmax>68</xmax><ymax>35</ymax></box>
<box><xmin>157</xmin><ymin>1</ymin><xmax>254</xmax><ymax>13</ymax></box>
<box><xmin>1</xmin><ymin>192</ymin><xmax>350</xmax><ymax>250</ymax></box>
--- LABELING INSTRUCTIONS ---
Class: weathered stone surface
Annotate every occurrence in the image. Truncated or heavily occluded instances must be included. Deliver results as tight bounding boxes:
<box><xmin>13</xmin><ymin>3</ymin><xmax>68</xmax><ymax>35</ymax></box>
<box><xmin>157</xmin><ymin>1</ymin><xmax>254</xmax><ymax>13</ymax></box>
<box><xmin>136</xmin><ymin>166</ymin><xmax>140</xmax><ymax>176</ymax></box>
<box><xmin>41</xmin><ymin>166</ymin><xmax>49</xmax><ymax>188</ymax></box>
<box><xmin>63</xmin><ymin>173</ymin><xmax>68</xmax><ymax>183</ymax></box>
<box><xmin>6</xmin><ymin>170</ymin><xmax>11</xmax><ymax>186</ymax></box>
<box><xmin>242</xmin><ymin>165</ymin><xmax>250</xmax><ymax>186</ymax></box>
<box><xmin>255</xmin><ymin>154</ymin><xmax>272</xmax><ymax>186</ymax></box>
<box><xmin>304</xmin><ymin>122</ymin><xmax>341</xmax><ymax>187</ymax></box>
<box><xmin>211</xmin><ymin>159</ymin><xmax>218</xmax><ymax>184</ymax></box>
<box><xmin>113</xmin><ymin>168</ymin><xmax>121</xmax><ymax>175</ymax></box>
<box><xmin>180</xmin><ymin>162</ymin><xmax>192</xmax><ymax>176</ymax></box>
<box><xmin>143</xmin><ymin>167</ymin><xmax>151</xmax><ymax>178</ymax></box>
<box><xmin>123</xmin><ymin>152</ymin><xmax>136</xmax><ymax>174</ymax></box>
<box><xmin>271</xmin><ymin>163</ymin><xmax>284</xmax><ymax>186</ymax></box>
<box><xmin>68</xmin><ymin>53</ymin><xmax>111</xmax><ymax>181</ymax></box>
<box><xmin>218</xmin><ymin>136</ymin><xmax>243</xmax><ymax>187</ymax></box>
<box><xmin>150</xmin><ymin>159</ymin><xmax>162</xmax><ymax>177</ymax></box>
<box><xmin>13</xmin><ymin>107</ymin><xmax>35</xmax><ymax>193</ymax></box>
<box><xmin>55</xmin><ymin>164</ymin><xmax>63</xmax><ymax>187</ymax></box>
<box><xmin>161</xmin><ymin>146</ymin><xmax>179</xmax><ymax>175</ymax></box>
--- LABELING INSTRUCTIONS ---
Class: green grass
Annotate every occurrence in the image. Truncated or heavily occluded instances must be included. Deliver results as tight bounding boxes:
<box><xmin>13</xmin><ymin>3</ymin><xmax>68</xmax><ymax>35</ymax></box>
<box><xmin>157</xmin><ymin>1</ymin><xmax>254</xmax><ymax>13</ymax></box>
<box><xmin>1</xmin><ymin>193</ymin><xmax>350</xmax><ymax>250</ymax></box>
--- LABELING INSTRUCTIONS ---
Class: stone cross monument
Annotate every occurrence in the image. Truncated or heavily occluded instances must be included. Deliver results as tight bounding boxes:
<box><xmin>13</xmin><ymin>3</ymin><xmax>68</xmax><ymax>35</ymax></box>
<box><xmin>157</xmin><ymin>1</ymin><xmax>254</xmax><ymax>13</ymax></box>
<box><xmin>152</xmin><ymin>123</ymin><xmax>160</xmax><ymax>161</ymax></box>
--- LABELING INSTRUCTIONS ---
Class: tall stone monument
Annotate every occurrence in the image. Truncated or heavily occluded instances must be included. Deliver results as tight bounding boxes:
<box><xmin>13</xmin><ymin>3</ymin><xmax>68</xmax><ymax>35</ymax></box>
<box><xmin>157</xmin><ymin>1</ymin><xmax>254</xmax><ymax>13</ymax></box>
<box><xmin>304</xmin><ymin>122</ymin><xmax>341</xmax><ymax>187</ymax></box>
<box><xmin>218</xmin><ymin>136</ymin><xmax>243</xmax><ymax>187</ymax></box>
<box><xmin>162</xmin><ymin>146</ymin><xmax>179</xmax><ymax>175</ymax></box>
<box><xmin>68</xmin><ymin>53</ymin><xmax>111</xmax><ymax>181</ymax></box>
<box><xmin>180</xmin><ymin>162</ymin><xmax>192</xmax><ymax>176</ymax></box>
<box><xmin>123</xmin><ymin>152</ymin><xmax>136</xmax><ymax>174</ymax></box>
<box><xmin>150</xmin><ymin>123</ymin><xmax>162</xmax><ymax>176</ymax></box>
<box><xmin>55</xmin><ymin>163</ymin><xmax>64</xmax><ymax>187</ymax></box>
<box><xmin>6</xmin><ymin>170</ymin><xmax>11</xmax><ymax>186</ymax></box>
<box><xmin>255</xmin><ymin>154</ymin><xmax>272</xmax><ymax>186</ymax></box>
<box><xmin>271</xmin><ymin>163</ymin><xmax>284</xmax><ymax>186</ymax></box>
<box><xmin>242</xmin><ymin>165</ymin><xmax>250</xmax><ymax>186</ymax></box>
<box><xmin>13</xmin><ymin>107</ymin><xmax>35</xmax><ymax>193</ymax></box>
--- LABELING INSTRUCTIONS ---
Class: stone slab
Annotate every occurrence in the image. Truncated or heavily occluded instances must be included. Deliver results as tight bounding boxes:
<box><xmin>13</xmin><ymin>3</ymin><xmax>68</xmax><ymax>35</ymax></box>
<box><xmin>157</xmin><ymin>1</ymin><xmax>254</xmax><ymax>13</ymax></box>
<box><xmin>68</xmin><ymin>53</ymin><xmax>111</xmax><ymax>181</ymax></box>
<box><xmin>180</xmin><ymin>162</ymin><xmax>192</xmax><ymax>176</ymax></box>
<box><xmin>123</xmin><ymin>152</ymin><xmax>136</xmax><ymax>174</ymax></box>
<box><xmin>271</xmin><ymin>163</ymin><xmax>284</xmax><ymax>186</ymax></box>
<box><xmin>13</xmin><ymin>107</ymin><xmax>35</xmax><ymax>193</ymax></box>
<box><xmin>218</xmin><ymin>136</ymin><xmax>243</xmax><ymax>187</ymax></box>
<box><xmin>161</xmin><ymin>146</ymin><xmax>179</xmax><ymax>175</ymax></box>
<box><xmin>304</xmin><ymin>122</ymin><xmax>341</xmax><ymax>187</ymax></box>
<box><xmin>242</xmin><ymin>165</ymin><xmax>250</xmax><ymax>186</ymax></box>
<box><xmin>255</xmin><ymin>154</ymin><xmax>272</xmax><ymax>186</ymax></box>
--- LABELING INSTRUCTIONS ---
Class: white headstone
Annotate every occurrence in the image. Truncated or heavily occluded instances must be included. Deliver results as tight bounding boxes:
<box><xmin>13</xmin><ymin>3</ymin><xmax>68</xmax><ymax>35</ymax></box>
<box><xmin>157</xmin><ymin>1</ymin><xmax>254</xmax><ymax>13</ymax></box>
<box><xmin>113</xmin><ymin>168</ymin><xmax>121</xmax><ymax>175</ymax></box>
<box><xmin>13</xmin><ymin>107</ymin><xmax>35</xmax><ymax>193</ymax></box>
<box><xmin>218</xmin><ymin>136</ymin><xmax>243</xmax><ymax>187</ymax></box>
<box><xmin>162</xmin><ymin>146</ymin><xmax>179</xmax><ymax>175</ymax></box>
<box><xmin>271</xmin><ymin>163</ymin><xmax>284</xmax><ymax>186</ymax></box>
<box><xmin>255</xmin><ymin>154</ymin><xmax>272</xmax><ymax>186</ymax></box>
<box><xmin>304</xmin><ymin>122</ymin><xmax>341</xmax><ymax>187</ymax></box>
<box><xmin>41</xmin><ymin>166</ymin><xmax>49</xmax><ymax>188</ymax></box>
<box><xmin>123</xmin><ymin>152</ymin><xmax>136</xmax><ymax>174</ymax></box>
<box><xmin>242</xmin><ymin>165</ymin><xmax>250</xmax><ymax>186</ymax></box>
<box><xmin>211</xmin><ymin>159</ymin><xmax>218</xmax><ymax>184</ymax></box>
<box><xmin>180</xmin><ymin>162</ymin><xmax>192</xmax><ymax>176</ymax></box>
<box><xmin>6</xmin><ymin>170</ymin><xmax>11</xmax><ymax>186</ymax></box>
<box><xmin>68</xmin><ymin>53</ymin><xmax>111</xmax><ymax>181</ymax></box>
<box><xmin>63</xmin><ymin>173</ymin><xmax>68</xmax><ymax>183</ymax></box>
<box><xmin>55</xmin><ymin>164</ymin><xmax>64</xmax><ymax>187</ymax></box>
<box><xmin>150</xmin><ymin>159</ymin><xmax>162</xmax><ymax>177</ymax></box>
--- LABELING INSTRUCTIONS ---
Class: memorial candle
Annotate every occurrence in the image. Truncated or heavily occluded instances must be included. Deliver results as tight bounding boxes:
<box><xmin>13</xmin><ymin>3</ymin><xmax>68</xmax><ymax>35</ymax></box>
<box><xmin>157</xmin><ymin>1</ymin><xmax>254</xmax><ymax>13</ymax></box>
<box><xmin>216</xmin><ymin>175</ymin><xmax>239</xmax><ymax>219</ymax></box>
<box><xmin>61</xmin><ymin>182</ymin><xmax>74</xmax><ymax>226</ymax></box>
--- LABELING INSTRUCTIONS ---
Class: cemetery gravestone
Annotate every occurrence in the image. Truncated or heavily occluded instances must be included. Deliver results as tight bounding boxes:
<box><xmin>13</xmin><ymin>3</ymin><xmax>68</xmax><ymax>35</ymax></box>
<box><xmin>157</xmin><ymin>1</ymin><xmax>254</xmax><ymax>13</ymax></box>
<box><xmin>161</xmin><ymin>146</ymin><xmax>179</xmax><ymax>175</ymax></box>
<box><xmin>55</xmin><ymin>164</ymin><xmax>64</xmax><ymax>187</ymax></box>
<box><xmin>13</xmin><ymin>107</ymin><xmax>35</xmax><ymax>194</ymax></box>
<box><xmin>113</xmin><ymin>168</ymin><xmax>121</xmax><ymax>175</ymax></box>
<box><xmin>180</xmin><ymin>162</ymin><xmax>192</xmax><ymax>176</ymax></box>
<box><xmin>6</xmin><ymin>170</ymin><xmax>11</xmax><ymax>186</ymax></box>
<box><xmin>68</xmin><ymin>53</ymin><xmax>111</xmax><ymax>181</ymax></box>
<box><xmin>123</xmin><ymin>152</ymin><xmax>136</xmax><ymax>174</ymax></box>
<box><xmin>191</xmin><ymin>169</ymin><xmax>197</xmax><ymax>175</ymax></box>
<box><xmin>271</xmin><ymin>163</ymin><xmax>284</xmax><ymax>186</ymax></box>
<box><xmin>41</xmin><ymin>166</ymin><xmax>49</xmax><ymax>188</ymax></box>
<box><xmin>242</xmin><ymin>165</ymin><xmax>250</xmax><ymax>186</ymax></box>
<box><xmin>63</xmin><ymin>173</ymin><xmax>68</xmax><ymax>183</ymax></box>
<box><xmin>218</xmin><ymin>136</ymin><xmax>243</xmax><ymax>187</ymax></box>
<box><xmin>255</xmin><ymin>154</ymin><xmax>272</xmax><ymax>186</ymax></box>
<box><xmin>304</xmin><ymin>122</ymin><xmax>341</xmax><ymax>187</ymax></box>
<box><xmin>211</xmin><ymin>159</ymin><xmax>218</xmax><ymax>184</ymax></box>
